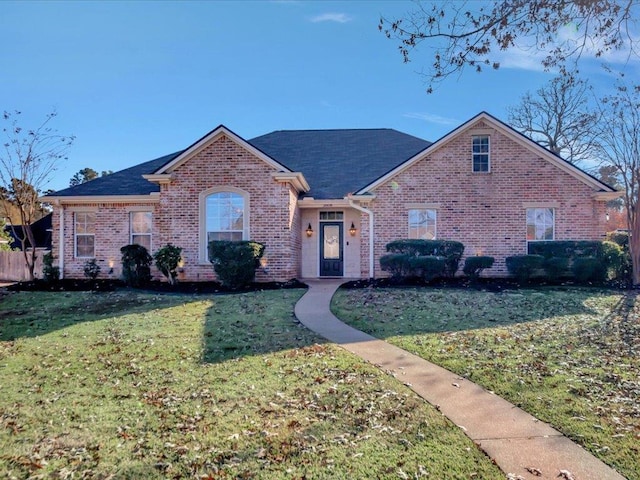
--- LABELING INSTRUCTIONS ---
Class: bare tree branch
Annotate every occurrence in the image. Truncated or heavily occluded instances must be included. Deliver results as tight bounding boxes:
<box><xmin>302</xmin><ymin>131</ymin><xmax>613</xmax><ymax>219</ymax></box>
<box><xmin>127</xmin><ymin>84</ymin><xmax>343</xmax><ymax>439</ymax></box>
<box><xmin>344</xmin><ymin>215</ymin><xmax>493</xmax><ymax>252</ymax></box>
<box><xmin>380</xmin><ymin>0</ymin><xmax>640</xmax><ymax>92</ymax></box>
<box><xmin>508</xmin><ymin>74</ymin><xmax>600</xmax><ymax>164</ymax></box>
<box><xmin>0</xmin><ymin>111</ymin><xmax>74</xmax><ymax>279</ymax></box>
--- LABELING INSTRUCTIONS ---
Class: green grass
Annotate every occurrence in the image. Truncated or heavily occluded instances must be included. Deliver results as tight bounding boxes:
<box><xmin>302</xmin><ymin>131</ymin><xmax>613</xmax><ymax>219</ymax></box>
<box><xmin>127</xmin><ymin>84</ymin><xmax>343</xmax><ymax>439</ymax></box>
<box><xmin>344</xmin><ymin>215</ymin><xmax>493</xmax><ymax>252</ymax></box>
<box><xmin>0</xmin><ymin>289</ymin><xmax>503</xmax><ymax>479</ymax></box>
<box><xmin>332</xmin><ymin>286</ymin><xmax>640</xmax><ymax>480</ymax></box>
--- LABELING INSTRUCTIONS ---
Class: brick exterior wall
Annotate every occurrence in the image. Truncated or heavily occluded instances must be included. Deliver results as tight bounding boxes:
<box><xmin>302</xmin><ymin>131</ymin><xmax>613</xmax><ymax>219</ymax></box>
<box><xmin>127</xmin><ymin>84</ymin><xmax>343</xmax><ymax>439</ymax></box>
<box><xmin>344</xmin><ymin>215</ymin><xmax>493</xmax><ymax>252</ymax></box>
<box><xmin>54</xmin><ymin>134</ymin><xmax>301</xmax><ymax>282</ymax></box>
<box><xmin>51</xmin><ymin>119</ymin><xmax>610</xmax><ymax>282</ymax></box>
<box><xmin>367</xmin><ymin>120</ymin><xmax>609</xmax><ymax>277</ymax></box>
<box><xmin>52</xmin><ymin>203</ymin><xmax>159</xmax><ymax>280</ymax></box>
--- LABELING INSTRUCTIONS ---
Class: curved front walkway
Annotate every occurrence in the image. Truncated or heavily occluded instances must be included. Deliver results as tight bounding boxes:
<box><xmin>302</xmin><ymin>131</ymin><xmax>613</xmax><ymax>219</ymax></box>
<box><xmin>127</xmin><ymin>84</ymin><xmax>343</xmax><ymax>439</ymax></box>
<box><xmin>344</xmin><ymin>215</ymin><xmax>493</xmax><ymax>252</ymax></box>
<box><xmin>294</xmin><ymin>279</ymin><xmax>626</xmax><ymax>480</ymax></box>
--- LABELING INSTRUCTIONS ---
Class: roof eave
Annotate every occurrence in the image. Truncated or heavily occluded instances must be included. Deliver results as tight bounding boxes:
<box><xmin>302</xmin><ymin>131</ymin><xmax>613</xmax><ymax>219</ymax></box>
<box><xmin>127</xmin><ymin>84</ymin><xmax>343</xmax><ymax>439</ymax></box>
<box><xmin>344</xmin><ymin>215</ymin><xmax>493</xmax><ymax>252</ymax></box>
<box><xmin>42</xmin><ymin>193</ymin><xmax>160</xmax><ymax>205</ymax></box>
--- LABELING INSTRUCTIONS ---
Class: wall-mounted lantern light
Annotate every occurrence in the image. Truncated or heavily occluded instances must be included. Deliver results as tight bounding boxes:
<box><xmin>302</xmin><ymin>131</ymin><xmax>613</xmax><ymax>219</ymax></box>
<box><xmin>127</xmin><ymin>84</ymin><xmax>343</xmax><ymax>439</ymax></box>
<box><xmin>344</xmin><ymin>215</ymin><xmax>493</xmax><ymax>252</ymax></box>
<box><xmin>306</xmin><ymin>223</ymin><xmax>314</xmax><ymax>237</ymax></box>
<box><xmin>349</xmin><ymin>222</ymin><xmax>357</xmax><ymax>236</ymax></box>
<box><xmin>606</xmin><ymin>212</ymin><xmax>610</xmax><ymax>222</ymax></box>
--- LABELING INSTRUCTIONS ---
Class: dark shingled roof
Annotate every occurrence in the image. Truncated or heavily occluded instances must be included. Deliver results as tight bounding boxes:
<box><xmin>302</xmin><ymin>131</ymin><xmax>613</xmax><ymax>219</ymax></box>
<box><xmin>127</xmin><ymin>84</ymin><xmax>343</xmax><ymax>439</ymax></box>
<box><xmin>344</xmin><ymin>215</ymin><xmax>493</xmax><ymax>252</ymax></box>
<box><xmin>46</xmin><ymin>129</ymin><xmax>431</xmax><ymax>199</ymax></box>
<box><xmin>47</xmin><ymin>151</ymin><xmax>184</xmax><ymax>197</ymax></box>
<box><xmin>249</xmin><ymin>129</ymin><xmax>431</xmax><ymax>199</ymax></box>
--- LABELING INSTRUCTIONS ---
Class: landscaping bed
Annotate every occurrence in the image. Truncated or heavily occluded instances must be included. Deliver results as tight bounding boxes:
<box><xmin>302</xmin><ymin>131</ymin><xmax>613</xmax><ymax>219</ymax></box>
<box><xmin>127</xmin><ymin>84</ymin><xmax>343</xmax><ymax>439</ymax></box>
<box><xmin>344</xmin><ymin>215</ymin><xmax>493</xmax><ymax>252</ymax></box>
<box><xmin>7</xmin><ymin>278</ymin><xmax>306</xmax><ymax>294</ymax></box>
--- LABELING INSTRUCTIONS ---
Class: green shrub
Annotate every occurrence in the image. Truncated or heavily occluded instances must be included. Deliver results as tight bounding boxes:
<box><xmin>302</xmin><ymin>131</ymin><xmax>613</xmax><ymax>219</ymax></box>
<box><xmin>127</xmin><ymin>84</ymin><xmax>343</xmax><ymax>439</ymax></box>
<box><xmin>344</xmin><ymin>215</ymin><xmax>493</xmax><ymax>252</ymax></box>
<box><xmin>407</xmin><ymin>255</ymin><xmax>446</xmax><ymax>281</ymax></box>
<box><xmin>153</xmin><ymin>244</ymin><xmax>183</xmax><ymax>285</ymax></box>
<box><xmin>542</xmin><ymin>256</ymin><xmax>570</xmax><ymax>282</ymax></box>
<box><xmin>83</xmin><ymin>258</ymin><xmax>101</xmax><ymax>280</ymax></box>
<box><xmin>528</xmin><ymin>240</ymin><xmax>602</xmax><ymax>258</ymax></box>
<box><xmin>529</xmin><ymin>240</ymin><xmax>628</xmax><ymax>282</ymax></box>
<box><xmin>121</xmin><ymin>244</ymin><xmax>152</xmax><ymax>287</ymax></box>
<box><xmin>505</xmin><ymin>255</ymin><xmax>544</xmax><ymax>282</ymax></box>
<box><xmin>208</xmin><ymin>240</ymin><xmax>265</xmax><ymax>289</ymax></box>
<box><xmin>463</xmin><ymin>256</ymin><xmax>495</xmax><ymax>278</ymax></box>
<box><xmin>606</xmin><ymin>230</ymin><xmax>629</xmax><ymax>251</ymax></box>
<box><xmin>380</xmin><ymin>253</ymin><xmax>411</xmax><ymax>279</ymax></box>
<box><xmin>599</xmin><ymin>240</ymin><xmax>626</xmax><ymax>281</ymax></box>
<box><xmin>572</xmin><ymin>257</ymin><xmax>607</xmax><ymax>283</ymax></box>
<box><xmin>42</xmin><ymin>251</ymin><xmax>60</xmax><ymax>283</ymax></box>
<box><xmin>385</xmin><ymin>239</ymin><xmax>464</xmax><ymax>277</ymax></box>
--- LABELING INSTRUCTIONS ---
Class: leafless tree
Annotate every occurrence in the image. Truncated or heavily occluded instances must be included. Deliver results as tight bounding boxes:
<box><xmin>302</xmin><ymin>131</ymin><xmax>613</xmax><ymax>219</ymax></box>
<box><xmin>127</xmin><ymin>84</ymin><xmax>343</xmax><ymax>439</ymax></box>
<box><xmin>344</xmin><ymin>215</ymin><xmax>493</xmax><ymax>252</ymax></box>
<box><xmin>380</xmin><ymin>0</ymin><xmax>640</xmax><ymax>92</ymax></box>
<box><xmin>594</xmin><ymin>81</ymin><xmax>640</xmax><ymax>284</ymax></box>
<box><xmin>508</xmin><ymin>75</ymin><xmax>599</xmax><ymax>164</ymax></box>
<box><xmin>0</xmin><ymin>111</ymin><xmax>74</xmax><ymax>280</ymax></box>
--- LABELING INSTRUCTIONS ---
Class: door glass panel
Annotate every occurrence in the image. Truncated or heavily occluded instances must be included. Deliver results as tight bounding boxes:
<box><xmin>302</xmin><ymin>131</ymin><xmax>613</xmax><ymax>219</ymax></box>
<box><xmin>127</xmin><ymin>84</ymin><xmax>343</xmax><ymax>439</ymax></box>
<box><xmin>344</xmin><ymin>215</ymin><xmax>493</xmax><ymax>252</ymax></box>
<box><xmin>323</xmin><ymin>225</ymin><xmax>340</xmax><ymax>259</ymax></box>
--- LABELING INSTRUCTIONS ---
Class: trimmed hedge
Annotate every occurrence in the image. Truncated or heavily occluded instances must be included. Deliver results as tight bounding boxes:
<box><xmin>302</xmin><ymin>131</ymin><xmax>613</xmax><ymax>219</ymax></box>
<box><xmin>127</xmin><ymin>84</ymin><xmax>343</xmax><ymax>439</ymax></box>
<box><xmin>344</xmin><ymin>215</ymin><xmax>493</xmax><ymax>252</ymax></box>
<box><xmin>407</xmin><ymin>256</ymin><xmax>446</xmax><ymax>281</ymax></box>
<box><xmin>528</xmin><ymin>240</ymin><xmax>625</xmax><ymax>282</ymax></box>
<box><xmin>505</xmin><ymin>255</ymin><xmax>544</xmax><ymax>282</ymax></box>
<box><xmin>208</xmin><ymin>240</ymin><xmax>265</xmax><ymax>289</ymax></box>
<box><xmin>121</xmin><ymin>244</ymin><xmax>152</xmax><ymax>287</ymax></box>
<box><xmin>463</xmin><ymin>256</ymin><xmax>495</xmax><ymax>278</ymax></box>
<box><xmin>542</xmin><ymin>256</ymin><xmax>570</xmax><ymax>282</ymax></box>
<box><xmin>385</xmin><ymin>239</ymin><xmax>464</xmax><ymax>277</ymax></box>
<box><xmin>572</xmin><ymin>257</ymin><xmax>607</xmax><ymax>283</ymax></box>
<box><xmin>379</xmin><ymin>253</ymin><xmax>411</xmax><ymax>279</ymax></box>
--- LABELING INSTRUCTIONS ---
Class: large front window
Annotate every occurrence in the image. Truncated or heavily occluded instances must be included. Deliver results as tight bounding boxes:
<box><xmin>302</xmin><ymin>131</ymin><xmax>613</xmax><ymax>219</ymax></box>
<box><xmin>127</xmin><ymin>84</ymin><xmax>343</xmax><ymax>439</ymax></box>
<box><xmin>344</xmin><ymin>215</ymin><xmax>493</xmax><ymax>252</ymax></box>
<box><xmin>527</xmin><ymin>208</ymin><xmax>555</xmax><ymax>241</ymax></box>
<box><xmin>130</xmin><ymin>212</ymin><xmax>152</xmax><ymax>251</ymax></box>
<box><xmin>408</xmin><ymin>209</ymin><xmax>437</xmax><ymax>240</ymax></box>
<box><xmin>206</xmin><ymin>191</ymin><xmax>245</xmax><ymax>242</ymax></box>
<box><xmin>75</xmin><ymin>212</ymin><xmax>95</xmax><ymax>258</ymax></box>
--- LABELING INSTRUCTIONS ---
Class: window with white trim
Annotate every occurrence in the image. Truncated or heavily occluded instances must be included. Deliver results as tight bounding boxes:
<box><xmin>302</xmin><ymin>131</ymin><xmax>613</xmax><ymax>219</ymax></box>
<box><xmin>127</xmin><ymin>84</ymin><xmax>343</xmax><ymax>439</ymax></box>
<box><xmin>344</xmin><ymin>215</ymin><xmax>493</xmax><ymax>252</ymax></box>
<box><xmin>130</xmin><ymin>211</ymin><xmax>152</xmax><ymax>251</ymax></box>
<box><xmin>527</xmin><ymin>208</ymin><xmax>554</xmax><ymax>241</ymax></box>
<box><xmin>75</xmin><ymin>212</ymin><xmax>95</xmax><ymax>258</ymax></box>
<box><xmin>206</xmin><ymin>191</ymin><xmax>245</xmax><ymax>242</ymax></box>
<box><xmin>472</xmin><ymin>135</ymin><xmax>490</xmax><ymax>172</ymax></box>
<box><xmin>408</xmin><ymin>209</ymin><xmax>437</xmax><ymax>240</ymax></box>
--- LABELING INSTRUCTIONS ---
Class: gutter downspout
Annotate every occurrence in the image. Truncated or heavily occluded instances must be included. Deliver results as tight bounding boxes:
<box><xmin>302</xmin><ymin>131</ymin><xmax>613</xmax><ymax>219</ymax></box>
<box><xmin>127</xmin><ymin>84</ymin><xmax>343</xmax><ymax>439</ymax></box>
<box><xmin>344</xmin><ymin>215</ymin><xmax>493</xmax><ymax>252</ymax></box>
<box><xmin>348</xmin><ymin>200</ymin><xmax>374</xmax><ymax>279</ymax></box>
<box><xmin>58</xmin><ymin>206</ymin><xmax>64</xmax><ymax>279</ymax></box>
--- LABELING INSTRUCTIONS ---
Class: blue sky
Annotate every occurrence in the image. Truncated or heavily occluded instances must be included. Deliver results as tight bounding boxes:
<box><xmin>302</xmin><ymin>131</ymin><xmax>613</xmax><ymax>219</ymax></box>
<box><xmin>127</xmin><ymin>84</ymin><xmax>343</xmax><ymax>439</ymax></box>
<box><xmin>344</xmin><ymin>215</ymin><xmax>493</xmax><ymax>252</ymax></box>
<box><xmin>1</xmin><ymin>0</ymin><xmax>634</xmax><ymax>192</ymax></box>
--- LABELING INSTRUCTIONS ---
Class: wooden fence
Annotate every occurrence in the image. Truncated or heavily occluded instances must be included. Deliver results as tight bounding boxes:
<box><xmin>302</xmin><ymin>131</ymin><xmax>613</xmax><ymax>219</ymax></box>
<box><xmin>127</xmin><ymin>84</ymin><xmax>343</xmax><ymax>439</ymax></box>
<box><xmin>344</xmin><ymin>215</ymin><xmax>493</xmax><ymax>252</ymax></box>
<box><xmin>0</xmin><ymin>250</ymin><xmax>45</xmax><ymax>281</ymax></box>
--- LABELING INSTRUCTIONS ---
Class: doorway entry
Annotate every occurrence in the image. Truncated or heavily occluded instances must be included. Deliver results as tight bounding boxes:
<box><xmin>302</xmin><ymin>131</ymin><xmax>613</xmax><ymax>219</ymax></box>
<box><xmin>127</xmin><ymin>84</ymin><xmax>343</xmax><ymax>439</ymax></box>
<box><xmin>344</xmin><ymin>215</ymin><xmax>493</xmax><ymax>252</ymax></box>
<box><xmin>319</xmin><ymin>221</ymin><xmax>343</xmax><ymax>277</ymax></box>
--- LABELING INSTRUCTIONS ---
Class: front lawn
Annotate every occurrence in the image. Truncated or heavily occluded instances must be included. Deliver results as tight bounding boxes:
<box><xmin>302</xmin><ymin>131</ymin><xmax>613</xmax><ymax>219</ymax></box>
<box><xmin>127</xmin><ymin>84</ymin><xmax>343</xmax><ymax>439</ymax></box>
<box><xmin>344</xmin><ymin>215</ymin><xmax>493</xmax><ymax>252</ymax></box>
<box><xmin>332</xmin><ymin>286</ymin><xmax>640</xmax><ymax>480</ymax></box>
<box><xmin>0</xmin><ymin>290</ymin><xmax>502</xmax><ymax>479</ymax></box>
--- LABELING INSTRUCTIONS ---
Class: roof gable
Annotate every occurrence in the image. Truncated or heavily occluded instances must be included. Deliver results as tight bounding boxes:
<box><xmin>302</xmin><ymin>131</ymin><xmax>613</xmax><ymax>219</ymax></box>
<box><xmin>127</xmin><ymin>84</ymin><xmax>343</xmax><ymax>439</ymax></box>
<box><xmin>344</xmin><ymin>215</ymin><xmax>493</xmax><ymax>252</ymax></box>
<box><xmin>153</xmin><ymin>125</ymin><xmax>292</xmax><ymax>175</ymax></box>
<box><xmin>355</xmin><ymin>111</ymin><xmax>616</xmax><ymax>195</ymax></box>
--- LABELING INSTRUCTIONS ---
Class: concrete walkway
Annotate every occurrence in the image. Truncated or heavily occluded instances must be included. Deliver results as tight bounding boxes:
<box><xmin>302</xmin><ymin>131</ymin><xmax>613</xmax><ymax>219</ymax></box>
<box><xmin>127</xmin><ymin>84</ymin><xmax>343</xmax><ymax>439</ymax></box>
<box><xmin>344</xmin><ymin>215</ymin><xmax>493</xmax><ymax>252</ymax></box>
<box><xmin>294</xmin><ymin>279</ymin><xmax>626</xmax><ymax>480</ymax></box>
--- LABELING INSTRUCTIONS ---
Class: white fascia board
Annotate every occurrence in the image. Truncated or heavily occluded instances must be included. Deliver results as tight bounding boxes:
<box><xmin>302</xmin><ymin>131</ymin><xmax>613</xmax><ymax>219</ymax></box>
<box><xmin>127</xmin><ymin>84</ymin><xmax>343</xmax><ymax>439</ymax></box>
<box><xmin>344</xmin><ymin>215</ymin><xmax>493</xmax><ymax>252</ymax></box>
<box><xmin>142</xmin><ymin>174</ymin><xmax>173</xmax><ymax>184</ymax></box>
<box><xmin>593</xmin><ymin>191</ymin><xmax>624</xmax><ymax>201</ymax></box>
<box><xmin>272</xmin><ymin>172</ymin><xmax>310</xmax><ymax>193</ymax></box>
<box><xmin>297</xmin><ymin>198</ymin><xmax>353</xmax><ymax>209</ymax></box>
<box><xmin>43</xmin><ymin>194</ymin><xmax>160</xmax><ymax>205</ymax></box>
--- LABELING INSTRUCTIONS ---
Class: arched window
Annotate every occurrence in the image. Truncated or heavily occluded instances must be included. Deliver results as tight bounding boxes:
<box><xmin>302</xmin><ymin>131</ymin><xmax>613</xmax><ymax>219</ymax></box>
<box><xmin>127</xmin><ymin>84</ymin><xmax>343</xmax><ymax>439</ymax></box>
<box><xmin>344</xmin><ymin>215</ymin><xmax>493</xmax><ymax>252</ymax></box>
<box><xmin>199</xmin><ymin>187</ymin><xmax>249</xmax><ymax>262</ymax></box>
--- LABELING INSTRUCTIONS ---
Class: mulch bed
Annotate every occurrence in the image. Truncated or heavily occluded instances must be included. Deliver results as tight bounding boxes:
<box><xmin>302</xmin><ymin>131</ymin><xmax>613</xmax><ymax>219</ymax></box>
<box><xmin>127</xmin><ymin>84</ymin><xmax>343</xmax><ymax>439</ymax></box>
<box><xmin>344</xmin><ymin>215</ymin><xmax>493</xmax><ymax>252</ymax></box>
<box><xmin>6</xmin><ymin>278</ymin><xmax>307</xmax><ymax>294</ymax></box>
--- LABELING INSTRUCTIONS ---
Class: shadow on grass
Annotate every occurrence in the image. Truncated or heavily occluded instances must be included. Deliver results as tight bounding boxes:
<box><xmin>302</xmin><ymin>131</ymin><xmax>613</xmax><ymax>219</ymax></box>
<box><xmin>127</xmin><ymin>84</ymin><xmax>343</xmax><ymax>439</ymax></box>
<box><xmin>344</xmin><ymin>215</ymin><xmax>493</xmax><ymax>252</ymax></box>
<box><xmin>0</xmin><ymin>289</ymin><xmax>182</xmax><ymax>341</ymax></box>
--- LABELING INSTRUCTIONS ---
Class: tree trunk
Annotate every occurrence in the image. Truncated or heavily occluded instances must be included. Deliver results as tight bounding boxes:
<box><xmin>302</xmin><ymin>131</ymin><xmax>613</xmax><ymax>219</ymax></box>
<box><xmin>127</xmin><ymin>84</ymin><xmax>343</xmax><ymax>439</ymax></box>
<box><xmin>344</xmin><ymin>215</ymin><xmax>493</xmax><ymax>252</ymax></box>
<box><xmin>630</xmin><ymin>208</ymin><xmax>640</xmax><ymax>286</ymax></box>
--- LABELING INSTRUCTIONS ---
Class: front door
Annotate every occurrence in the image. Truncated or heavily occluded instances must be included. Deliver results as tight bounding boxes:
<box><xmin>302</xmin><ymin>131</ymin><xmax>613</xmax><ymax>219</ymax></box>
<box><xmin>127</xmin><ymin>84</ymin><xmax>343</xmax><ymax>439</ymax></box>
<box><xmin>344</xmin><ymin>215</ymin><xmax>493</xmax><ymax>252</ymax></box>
<box><xmin>320</xmin><ymin>222</ymin><xmax>343</xmax><ymax>277</ymax></box>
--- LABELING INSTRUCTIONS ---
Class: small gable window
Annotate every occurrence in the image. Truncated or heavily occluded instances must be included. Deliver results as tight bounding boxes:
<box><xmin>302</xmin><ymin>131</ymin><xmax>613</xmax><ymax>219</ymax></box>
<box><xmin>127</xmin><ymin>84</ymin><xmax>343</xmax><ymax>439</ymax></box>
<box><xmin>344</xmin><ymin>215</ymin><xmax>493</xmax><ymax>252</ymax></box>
<box><xmin>472</xmin><ymin>135</ymin><xmax>490</xmax><ymax>173</ymax></box>
<box><xmin>527</xmin><ymin>208</ymin><xmax>554</xmax><ymax>241</ymax></box>
<box><xmin>408</xmin><ymin>209</ymin><xmax>437</xmax><ymax>240</ymax></box>
<box><xmin>75</xmin><ymin>212</ymin><xmax>95</xmax><ymax>258</ymax></box>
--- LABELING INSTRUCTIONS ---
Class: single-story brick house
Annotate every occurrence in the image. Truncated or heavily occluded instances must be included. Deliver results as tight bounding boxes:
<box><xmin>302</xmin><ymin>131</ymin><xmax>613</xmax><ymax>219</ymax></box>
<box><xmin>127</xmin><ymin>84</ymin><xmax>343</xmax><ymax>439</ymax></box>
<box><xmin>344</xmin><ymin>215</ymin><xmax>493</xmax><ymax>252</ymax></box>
<box><xmin>44</xmin><ymin>112</ymin><xmax>619</xmax><ymax>281</ymax></box>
